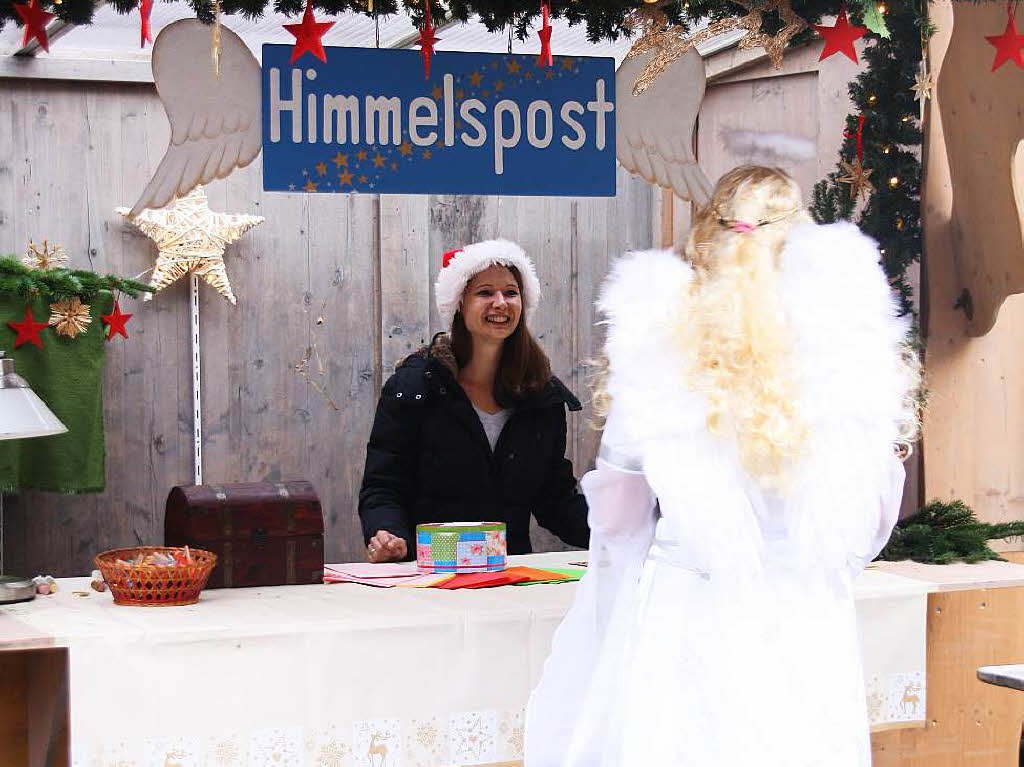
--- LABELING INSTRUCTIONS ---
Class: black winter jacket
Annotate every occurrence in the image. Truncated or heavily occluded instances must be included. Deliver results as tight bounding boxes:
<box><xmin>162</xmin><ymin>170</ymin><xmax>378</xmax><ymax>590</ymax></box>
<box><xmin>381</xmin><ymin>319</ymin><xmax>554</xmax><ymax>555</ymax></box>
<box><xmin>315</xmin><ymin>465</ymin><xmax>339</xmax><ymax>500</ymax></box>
<box><xmin>358</xmin><ymin>337</ymin><xmax>590</xmax><ymax>556</ymax></box>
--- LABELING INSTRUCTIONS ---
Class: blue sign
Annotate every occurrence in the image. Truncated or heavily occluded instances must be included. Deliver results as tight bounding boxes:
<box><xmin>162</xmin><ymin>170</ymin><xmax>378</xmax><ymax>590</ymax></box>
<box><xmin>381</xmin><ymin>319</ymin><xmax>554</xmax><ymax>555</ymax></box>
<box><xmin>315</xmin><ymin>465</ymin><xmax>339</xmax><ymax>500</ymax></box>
<box><xmin>261</xmin><ymin>46</ymin><xmax>615</xmax><ymax>197</ymax></box>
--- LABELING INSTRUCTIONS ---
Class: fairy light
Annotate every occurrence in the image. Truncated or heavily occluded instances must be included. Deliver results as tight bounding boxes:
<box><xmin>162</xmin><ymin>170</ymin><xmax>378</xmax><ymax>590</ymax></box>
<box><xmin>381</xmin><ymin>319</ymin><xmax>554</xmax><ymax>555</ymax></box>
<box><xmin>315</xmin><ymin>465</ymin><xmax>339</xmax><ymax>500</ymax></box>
<box><xmin>889</xmin><ymin>176</ymin><xmax>899</xmax><ymax>188</ymax></box>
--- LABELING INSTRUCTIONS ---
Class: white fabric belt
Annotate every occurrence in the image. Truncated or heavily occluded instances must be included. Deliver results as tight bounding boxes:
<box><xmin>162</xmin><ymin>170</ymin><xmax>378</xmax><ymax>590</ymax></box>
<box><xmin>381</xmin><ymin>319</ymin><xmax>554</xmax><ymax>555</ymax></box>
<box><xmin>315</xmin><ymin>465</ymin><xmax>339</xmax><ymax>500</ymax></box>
<box><xmin>646</xmin><ymin>539</ymin><xmax>711</xmax><ymax>581</ymax></box>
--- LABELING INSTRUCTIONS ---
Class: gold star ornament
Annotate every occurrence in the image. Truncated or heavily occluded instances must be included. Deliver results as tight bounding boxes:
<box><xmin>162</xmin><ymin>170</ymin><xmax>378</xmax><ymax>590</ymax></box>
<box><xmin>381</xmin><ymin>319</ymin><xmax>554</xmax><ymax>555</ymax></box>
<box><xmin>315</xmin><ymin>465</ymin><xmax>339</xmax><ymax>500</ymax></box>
<box><xmin>839</xmin><ymin>158</ymin><xmax>875</xmax><ymax>200</ymax></box>
<box><xmin>911</xmin><ymin>62</ymin><xmax>933</xmax><ymax>121</ymax></box>
<box><xmin>911</xmin><ymin>71</ymin><xmax>933</xmax><ymax>103</ymax></box>
<box><xmin>49</xmin><ymin>297</ymin><xmax>92</xmax><ymax>339</ymax></box>
<box><xmin>116</xmin><ymin>186</ymin><xmax>263</xmax><ymax>305</ymax></box>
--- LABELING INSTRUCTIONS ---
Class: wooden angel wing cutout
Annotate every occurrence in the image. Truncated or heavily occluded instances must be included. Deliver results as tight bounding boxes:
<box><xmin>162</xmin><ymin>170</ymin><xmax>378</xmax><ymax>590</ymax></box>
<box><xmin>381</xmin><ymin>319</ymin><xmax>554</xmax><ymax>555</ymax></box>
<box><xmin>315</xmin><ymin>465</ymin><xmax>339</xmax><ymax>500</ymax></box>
<box><xmin>129</xmin><ymin>19</ymin><xmax>262</xmax><ymax>216</ymax></box>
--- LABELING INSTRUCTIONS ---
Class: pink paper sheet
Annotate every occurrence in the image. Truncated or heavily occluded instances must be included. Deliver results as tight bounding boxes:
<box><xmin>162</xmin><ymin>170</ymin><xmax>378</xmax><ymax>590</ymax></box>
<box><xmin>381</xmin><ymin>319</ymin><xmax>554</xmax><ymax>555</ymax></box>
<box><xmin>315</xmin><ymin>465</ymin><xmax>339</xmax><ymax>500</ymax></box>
<box><xmin>323</xmin><ymin>562</ymin><xmax>424</xmax><ymax>587</ymax></box>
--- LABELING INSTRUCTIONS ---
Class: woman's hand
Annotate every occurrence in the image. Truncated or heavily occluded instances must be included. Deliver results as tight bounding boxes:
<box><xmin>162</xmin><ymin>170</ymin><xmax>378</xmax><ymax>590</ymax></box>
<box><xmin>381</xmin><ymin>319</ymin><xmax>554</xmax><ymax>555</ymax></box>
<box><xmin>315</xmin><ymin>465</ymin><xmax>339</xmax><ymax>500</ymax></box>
<box><xmin>366</xmin><ymin>530</ymin><xmax>408</xmax><ymax>563</ymax></box>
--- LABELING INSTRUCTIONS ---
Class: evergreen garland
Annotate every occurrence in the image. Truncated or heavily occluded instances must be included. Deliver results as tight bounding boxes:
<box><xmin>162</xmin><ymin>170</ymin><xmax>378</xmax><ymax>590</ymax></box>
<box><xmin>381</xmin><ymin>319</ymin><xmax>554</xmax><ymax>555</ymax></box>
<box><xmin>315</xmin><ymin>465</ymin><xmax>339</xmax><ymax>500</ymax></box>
<box><xmin>0</xmin><ymin>257</ymin><xmax>151</xmax><ymax>303</ymax></box>
<box><xmin>1</xmin><ymin>1</ymin><xmax>931</xmax><ymax>49</ymax></box>
<box><xmin>878</xmin><ymin>499</ymin><xmax>1024</xmax><ymax>565</ymax></box>
<box><xmin>5</xmin><ymin>0</ymin><xmax>677</xmax><ymax>39</ymax></box>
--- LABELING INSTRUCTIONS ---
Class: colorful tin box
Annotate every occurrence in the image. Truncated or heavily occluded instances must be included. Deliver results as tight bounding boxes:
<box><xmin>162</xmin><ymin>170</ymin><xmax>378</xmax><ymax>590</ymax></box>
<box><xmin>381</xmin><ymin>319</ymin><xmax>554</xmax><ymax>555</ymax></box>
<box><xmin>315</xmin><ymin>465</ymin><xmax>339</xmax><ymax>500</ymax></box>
<box><xmin>415</xmin><ymin>522</ymin><xmax>507</xmax><ymax>573</ymax></box>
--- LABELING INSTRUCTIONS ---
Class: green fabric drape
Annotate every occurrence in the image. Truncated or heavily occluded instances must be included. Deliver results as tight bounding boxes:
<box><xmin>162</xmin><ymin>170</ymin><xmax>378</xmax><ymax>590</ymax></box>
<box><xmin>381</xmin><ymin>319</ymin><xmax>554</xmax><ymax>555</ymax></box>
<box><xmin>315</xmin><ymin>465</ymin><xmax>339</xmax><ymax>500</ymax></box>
<box><xmin>0</xmin><ymin>292</ymin><xmax>114</xmax><ymax>493</ymax></box>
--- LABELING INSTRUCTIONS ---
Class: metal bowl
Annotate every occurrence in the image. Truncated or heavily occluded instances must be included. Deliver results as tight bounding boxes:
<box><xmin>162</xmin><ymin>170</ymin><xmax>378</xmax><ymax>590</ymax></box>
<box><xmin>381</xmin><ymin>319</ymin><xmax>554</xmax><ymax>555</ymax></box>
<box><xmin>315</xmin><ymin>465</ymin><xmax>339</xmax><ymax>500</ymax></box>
<box><xmin>0</xmin><ymin>575</ymin><xmax>36</xmax><ymax>605</ymax></box>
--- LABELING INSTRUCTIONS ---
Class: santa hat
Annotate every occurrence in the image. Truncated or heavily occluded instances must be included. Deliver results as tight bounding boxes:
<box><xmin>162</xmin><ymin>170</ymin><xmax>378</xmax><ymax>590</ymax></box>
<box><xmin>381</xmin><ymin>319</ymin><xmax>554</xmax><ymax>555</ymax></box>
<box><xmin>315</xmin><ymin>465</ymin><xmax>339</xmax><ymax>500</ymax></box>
<box><xmin>435</xmin><ymin>239</ymin><xmax>542</xmax><ymax>332</ymax></box>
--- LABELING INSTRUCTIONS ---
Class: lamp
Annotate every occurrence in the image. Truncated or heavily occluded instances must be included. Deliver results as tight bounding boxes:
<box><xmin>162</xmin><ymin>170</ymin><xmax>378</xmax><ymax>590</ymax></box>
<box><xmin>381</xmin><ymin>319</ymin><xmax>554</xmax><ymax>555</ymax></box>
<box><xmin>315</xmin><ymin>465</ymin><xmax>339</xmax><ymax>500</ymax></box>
<box><xmin>1</xmin><ymin>351</ymin><xmax>68</xmax><ymax>439</ymax></box>
<box><xmin>0</xmin><ymin>350</ymin><xmax>67</xmax><ymax>603</ymax></box>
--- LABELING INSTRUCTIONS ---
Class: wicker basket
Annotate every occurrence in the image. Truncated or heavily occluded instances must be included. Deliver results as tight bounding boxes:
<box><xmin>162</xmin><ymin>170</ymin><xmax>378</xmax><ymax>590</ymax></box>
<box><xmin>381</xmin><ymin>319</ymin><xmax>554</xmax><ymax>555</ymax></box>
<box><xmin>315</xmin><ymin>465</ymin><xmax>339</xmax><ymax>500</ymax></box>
<box><xmin>94</xmin><ymin>547</ymin><xmax>218</xmax><ymax>606</ymax></box>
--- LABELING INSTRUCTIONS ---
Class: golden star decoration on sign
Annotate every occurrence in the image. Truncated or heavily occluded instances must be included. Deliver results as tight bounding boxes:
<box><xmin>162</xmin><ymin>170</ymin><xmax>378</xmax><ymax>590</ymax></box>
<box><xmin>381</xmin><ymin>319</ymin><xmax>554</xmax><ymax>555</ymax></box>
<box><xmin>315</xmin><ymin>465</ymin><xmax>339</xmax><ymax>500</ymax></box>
<box><xmin>116</xmin><ymin>186</ymin><xmax>264</xmax><ymax>305</ymax></box>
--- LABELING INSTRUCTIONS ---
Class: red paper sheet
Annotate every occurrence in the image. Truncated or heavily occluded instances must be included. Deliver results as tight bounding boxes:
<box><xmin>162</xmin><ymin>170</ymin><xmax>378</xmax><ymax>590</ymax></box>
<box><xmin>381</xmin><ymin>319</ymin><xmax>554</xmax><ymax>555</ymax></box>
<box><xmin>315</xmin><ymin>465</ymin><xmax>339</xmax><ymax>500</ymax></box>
<box><xmin>433</xmin><ymin>572</ymin><xmax>530</xmax><ymax>589</ymax></box>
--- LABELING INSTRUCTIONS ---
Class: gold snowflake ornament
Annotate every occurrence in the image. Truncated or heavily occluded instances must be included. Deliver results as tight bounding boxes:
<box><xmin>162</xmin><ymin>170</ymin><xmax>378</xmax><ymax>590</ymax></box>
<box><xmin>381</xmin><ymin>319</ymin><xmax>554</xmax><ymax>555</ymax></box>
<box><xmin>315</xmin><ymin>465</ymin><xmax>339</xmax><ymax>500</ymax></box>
<box><xmin>625</xmin><ymin>0</ymin><xmax>807</xmax><ymax>95</ymax></box>
<box><xmin>116</xmin><ymin>186</ymin><xmax>264</xmax><ymax>305</ymax></box>
<box><xmin>22</xmin><ymin>239</ymin><xmax>69</xmax><ymax>270</ymax></box>
<box><xmin>839</xmin><ymin>158</ymin><xmax>875</xmax><ymax>201</ymax></box>
<box><xmin>49</xmin><ymin>297</ymin><xmax>92</xmax><ymax>339</ymax></box>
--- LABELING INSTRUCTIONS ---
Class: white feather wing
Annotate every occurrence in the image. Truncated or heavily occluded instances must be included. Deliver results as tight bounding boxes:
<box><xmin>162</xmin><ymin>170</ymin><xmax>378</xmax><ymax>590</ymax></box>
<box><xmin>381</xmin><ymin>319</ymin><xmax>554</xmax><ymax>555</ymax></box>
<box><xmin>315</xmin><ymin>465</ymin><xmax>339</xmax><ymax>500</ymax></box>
<box><xmin>130</xmin><ymin>20</ymin><xmax>262</xmax><ymax>216</ymax></box>
<box><xmin>779</xmin><ymin>223</ymin><xmax>915</xmax><ymax>578</ymax></box>
<box><xmin>615</xmin><ymin>48</ymin><xmax>712</xmax><ymax>205</ymax></box>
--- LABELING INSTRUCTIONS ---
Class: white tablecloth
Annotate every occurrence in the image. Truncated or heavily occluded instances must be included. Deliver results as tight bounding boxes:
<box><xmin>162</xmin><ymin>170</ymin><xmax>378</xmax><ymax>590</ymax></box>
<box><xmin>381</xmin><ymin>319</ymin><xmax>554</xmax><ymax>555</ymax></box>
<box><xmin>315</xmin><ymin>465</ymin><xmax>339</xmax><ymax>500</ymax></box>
<box><xmin>5</xmin><ymin>553</ymin><xmax>1020</xmax><ymax>767</ymax></box>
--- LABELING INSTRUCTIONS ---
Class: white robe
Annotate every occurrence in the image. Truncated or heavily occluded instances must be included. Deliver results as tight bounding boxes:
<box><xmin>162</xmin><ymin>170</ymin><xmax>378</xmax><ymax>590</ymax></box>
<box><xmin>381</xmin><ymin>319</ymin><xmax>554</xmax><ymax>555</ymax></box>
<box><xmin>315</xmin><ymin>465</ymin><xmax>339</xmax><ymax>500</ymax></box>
<box><xmin>525</xmin><ymin>222</ymin><xmax>913</xmax><ymax>766</ymax></box>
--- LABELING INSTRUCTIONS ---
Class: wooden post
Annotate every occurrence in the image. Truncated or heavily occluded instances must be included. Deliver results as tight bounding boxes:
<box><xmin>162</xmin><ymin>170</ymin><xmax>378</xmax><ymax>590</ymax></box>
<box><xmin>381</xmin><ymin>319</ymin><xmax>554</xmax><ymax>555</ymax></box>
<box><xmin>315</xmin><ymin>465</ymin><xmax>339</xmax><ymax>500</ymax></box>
<box><xmin>659</xmin><ymin>187</ymin><xmax>674</xmax><ymax>249</ymax></box>
<box><xmin>189</xmin><ymin>275</ymin><xmax>203</xmax><ymax>486</ymax></box>
<box><xmin>921</xmin><ymin>0</ymin><xmax>1024</xmax><ymax>528</ymax></box>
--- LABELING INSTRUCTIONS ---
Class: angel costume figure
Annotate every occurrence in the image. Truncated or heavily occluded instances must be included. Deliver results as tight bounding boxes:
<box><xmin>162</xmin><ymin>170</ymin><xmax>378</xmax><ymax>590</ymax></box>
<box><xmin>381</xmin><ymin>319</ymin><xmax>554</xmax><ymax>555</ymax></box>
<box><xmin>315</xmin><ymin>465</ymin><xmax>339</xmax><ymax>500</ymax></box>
<box><xmin>525</xmin><ymin>166</ymin><xmax>919</xmax><ymax>766</ymax></box>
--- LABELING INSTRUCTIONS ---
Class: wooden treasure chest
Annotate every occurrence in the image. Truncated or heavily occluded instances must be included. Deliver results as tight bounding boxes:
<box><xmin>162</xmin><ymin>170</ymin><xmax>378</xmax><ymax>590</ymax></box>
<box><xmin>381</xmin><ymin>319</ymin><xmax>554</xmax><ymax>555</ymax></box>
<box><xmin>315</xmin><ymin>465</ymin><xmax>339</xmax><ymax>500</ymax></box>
<box><xmin>164</xmin><ymin>480</ymin><xmax>324</xmax><ymax>589</ymax></box>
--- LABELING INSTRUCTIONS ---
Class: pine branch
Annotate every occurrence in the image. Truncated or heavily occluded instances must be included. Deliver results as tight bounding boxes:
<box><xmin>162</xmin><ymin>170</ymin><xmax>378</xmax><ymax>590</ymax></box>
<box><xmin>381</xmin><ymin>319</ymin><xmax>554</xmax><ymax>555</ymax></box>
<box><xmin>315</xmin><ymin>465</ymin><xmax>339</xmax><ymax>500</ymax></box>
<box><xmin>877</xmin><ymin>499</ymin><xmax>1024</xmax><ymax>565</ymax></box>
<box><xmin>0</xmin><ymin>257</ymin><xmax>151</xmax><ymax>303</ymax></box>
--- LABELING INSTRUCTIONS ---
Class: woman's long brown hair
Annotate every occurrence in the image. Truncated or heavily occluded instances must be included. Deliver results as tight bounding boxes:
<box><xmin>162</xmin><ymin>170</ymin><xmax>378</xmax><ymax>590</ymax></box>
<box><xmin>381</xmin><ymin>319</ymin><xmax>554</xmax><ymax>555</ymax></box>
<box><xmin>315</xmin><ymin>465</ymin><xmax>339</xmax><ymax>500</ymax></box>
<box><xmin>450</xmin><ymin>265</ymin><xmax>552</xmax><ymax>404</ymax></box>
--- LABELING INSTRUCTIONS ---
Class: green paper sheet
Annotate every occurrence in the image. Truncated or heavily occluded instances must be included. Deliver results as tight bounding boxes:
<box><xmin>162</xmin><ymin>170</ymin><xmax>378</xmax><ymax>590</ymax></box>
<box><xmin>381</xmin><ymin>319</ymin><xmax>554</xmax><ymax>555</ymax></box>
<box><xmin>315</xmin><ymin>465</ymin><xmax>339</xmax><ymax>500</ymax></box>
<box><xmin>509</xmin><ymin>567</ymin><xmax>586</xmax><ymax>585</ymax></box>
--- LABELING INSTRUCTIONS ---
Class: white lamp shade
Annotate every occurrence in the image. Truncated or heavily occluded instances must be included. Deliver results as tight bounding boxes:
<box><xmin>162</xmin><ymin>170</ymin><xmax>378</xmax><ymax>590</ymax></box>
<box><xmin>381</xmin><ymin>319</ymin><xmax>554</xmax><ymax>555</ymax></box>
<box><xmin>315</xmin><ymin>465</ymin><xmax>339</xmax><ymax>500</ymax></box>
<box><xmin>0</xmin><ymin>387</ymin><xmax>68</xmax><ymax>440</ymax></box>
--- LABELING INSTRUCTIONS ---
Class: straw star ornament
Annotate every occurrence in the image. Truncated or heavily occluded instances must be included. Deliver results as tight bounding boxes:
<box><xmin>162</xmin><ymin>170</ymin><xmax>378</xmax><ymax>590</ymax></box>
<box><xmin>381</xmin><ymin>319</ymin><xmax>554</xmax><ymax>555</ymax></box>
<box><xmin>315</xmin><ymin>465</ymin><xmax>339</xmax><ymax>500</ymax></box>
<box><xmin>49</xmin><ymin>297</ymin><xmax>92</xmax><ymax>339</ymax></box>
<box><xmin>22</xmin><ymin>239</ymin><xmax>69</xmax><ymax>270</ymax></box>
<box><xmin>117</xmin><ymin>186</ymin><xmax>264</xmax><ymax>304</ymax></box>
<box><xmin>839</xmin><ymin>157</ymin><xmax>874</xmax><ymax>200</ymax></box>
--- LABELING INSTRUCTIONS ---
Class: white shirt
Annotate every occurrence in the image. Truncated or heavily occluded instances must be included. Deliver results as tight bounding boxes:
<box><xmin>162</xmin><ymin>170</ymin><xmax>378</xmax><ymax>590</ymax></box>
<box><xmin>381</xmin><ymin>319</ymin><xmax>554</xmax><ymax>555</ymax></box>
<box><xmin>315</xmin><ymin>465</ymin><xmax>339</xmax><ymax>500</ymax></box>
<box><xmin>472</xmin><ymin>405</ymin><xmax>511</xmax><ymax>451</ymax></box>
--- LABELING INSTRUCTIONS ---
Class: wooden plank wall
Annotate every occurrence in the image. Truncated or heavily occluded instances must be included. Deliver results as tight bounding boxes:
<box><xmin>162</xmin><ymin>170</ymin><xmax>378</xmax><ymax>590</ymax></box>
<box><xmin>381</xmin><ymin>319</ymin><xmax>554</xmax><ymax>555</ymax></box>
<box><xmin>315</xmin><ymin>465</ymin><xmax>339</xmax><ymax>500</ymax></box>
<box><xmin>0</xmin><ymin>77</ymin><xmax>655</xmax><ymax>576</ymax></box>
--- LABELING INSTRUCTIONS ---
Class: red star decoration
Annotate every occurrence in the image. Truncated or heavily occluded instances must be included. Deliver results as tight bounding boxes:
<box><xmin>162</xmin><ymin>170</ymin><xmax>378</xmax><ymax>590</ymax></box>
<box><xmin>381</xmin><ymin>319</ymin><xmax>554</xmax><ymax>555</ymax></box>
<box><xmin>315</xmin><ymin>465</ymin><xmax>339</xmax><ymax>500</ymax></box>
<box><xmin>419</xmin><ymin>1</ymin><xmax>440</xmax><ymax>80</ymax></box>
<box><xmin>814</xmin><ymin>5</ymin><xmax>867</xmax><ymax>63</ymax></box>
<box><xmin>283</xmin><ymin>0</ymin><xmax>334</xmax><ymax>65</ymax></box>
<box><xmin>7</xmin><ymin>305</ymin><xmax>49</xmax><ymax>349</ymax></box>
<box><xmin>537</xmin><ymin>2</ymin><xmax>553</xmax><ymax>68</ymax></box>
<box><xmin>139</xmin><ymin>0</ymin><xmax>153</xmax><ymax>48</ymax></box>
<box><xmin>13</xmin><ymin>0</ymin><xmax>56</xmax><ymax>53</ymax></box>
<box><xmin>986</xmin><ymin>6</ymin><xmax>1024</xmax><ymax>72</ymax></box>
<box><xmin>102</xmin><ymin>301</ymin><xmax>133</xmax><ymax>341</ymax></box>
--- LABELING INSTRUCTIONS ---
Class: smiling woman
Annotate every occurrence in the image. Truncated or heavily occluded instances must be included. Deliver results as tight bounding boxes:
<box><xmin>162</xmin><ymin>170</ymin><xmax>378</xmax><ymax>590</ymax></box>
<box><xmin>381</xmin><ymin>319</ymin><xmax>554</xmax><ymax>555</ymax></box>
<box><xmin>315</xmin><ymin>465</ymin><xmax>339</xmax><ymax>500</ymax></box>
<box><xmin>357</xmin><ymin>239</ymin><xmax>590</xmax><ymax>563</ymax></box>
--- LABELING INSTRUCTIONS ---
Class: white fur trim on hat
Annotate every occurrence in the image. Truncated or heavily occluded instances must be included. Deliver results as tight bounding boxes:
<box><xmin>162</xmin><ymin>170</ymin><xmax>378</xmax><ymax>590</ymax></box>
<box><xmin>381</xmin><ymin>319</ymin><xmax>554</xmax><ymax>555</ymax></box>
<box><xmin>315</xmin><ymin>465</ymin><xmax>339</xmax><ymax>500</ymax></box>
<box><xmin>435</xmin><ymin>239</ymin><xmax>542</xmax><ymax>332</ymax></box>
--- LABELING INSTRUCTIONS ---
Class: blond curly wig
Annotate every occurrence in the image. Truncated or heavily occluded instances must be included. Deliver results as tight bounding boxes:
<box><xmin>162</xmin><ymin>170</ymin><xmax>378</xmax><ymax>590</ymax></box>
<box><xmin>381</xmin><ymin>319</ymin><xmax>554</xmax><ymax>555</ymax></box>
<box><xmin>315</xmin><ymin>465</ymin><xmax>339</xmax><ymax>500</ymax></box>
<box><xmin>681</xmin><ymin>166</ymin><xmax>812</xmax><ymax>489</ymax></box>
